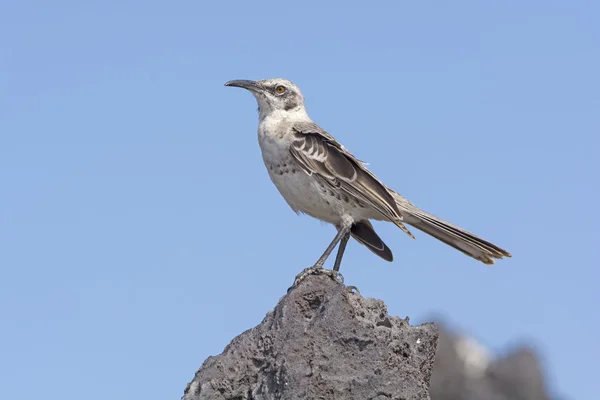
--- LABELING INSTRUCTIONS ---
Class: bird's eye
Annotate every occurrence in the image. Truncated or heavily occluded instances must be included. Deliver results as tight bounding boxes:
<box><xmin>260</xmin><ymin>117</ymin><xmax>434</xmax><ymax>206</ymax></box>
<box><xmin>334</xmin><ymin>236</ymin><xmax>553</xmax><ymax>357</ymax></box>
<box><xmin>275</xmin><ymin>85</ymin><xmax>286</xmax><ymax>94</ymax></box>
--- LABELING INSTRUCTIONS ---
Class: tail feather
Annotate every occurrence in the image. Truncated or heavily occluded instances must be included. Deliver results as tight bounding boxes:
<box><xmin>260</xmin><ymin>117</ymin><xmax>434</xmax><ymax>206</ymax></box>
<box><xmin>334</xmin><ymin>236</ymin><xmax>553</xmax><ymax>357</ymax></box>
<box><xmin>388</xmin><ymin>189</ymin><xmax>511</xmax><ymax>265</ymax></box>
<box><xmin>350</xmin><ymin>220</ymin><xmax>394</xmax><ymax>262</ymax></box>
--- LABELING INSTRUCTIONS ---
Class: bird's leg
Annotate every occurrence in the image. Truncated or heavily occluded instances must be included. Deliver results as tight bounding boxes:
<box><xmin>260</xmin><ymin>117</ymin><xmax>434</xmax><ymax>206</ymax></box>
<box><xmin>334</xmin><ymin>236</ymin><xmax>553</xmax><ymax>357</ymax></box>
<box><xmin>313</xmin><ymin>224</ymin><xmax>351</xmax><ymax>269</ymax></box>
<box><xmin>333</xmin><ymin>231</ymin><xmax>350</xmax><ymax>272</ymax></box>
<box><xmin>293</xmin><ymin>225</ymin><xmax>351</xmax><ymax>287</ymax></box>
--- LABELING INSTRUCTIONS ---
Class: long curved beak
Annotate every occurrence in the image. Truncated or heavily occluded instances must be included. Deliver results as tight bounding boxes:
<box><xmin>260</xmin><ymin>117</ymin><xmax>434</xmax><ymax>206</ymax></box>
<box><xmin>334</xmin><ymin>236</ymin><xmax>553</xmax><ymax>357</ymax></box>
<box><xmin>224</xmin><ymin>80</ymin><xmax>261</xmax><ymax>91</ymax></box>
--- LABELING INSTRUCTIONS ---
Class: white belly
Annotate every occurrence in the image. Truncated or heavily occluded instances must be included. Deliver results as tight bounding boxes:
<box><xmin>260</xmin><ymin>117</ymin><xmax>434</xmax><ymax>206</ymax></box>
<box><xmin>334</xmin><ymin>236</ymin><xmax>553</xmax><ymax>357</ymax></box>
<box><xmin>271</xmin><ymin>164</ymin><xmax>343</xmax><ymax>223</ymax></box>
<box><xmin>257</xmin><ymin>117</ymin><xmax>377</xmax><ymax>225</ymax></box>
<box><xmin>261</xmin><ymin>144</ymin><xmax>374</xmax><ymax>225</ymax></box>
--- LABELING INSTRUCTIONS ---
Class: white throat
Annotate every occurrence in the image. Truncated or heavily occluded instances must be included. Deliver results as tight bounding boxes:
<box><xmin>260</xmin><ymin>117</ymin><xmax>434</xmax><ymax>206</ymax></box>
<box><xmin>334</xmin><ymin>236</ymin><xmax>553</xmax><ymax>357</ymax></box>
<box><xmin>253</xmin><ymin>95</ymin><xmax>308</xmax><ymax>122</ymax></box>
<box><xmin>259</xmin><ymin>102</ymin><xmax>309</xmax><ymax>121</ymax></box>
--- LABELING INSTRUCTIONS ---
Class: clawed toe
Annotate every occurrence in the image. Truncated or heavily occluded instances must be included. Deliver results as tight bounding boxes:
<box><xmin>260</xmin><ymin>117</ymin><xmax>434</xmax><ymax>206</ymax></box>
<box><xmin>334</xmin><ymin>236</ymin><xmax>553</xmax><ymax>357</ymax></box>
<box><xmin>292</xmin><ymin>266</ymin><xmax>344</xmax><ymax>287</ymax></box>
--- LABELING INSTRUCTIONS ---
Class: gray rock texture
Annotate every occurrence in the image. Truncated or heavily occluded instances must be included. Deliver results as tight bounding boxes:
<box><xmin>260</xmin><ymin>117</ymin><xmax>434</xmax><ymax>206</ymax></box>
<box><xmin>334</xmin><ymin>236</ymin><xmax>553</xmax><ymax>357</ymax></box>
<box><xmin>430</xmin><ymin>325</ymin><xmax>555</xmax><ymax>400</ymax></box>
<box><xmin>182</xmin><ymin>273</ymin><xmax>439</xmax><ymax>400</ymax></box>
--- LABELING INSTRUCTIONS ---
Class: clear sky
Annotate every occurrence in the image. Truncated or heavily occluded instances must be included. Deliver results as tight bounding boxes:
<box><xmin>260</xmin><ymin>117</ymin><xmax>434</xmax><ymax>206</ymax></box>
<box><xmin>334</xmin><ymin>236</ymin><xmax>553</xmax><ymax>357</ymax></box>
<box><xmin>1</xmin><ymin>1</ymin><xmax>598</xmax><ymax>399</ymax></box>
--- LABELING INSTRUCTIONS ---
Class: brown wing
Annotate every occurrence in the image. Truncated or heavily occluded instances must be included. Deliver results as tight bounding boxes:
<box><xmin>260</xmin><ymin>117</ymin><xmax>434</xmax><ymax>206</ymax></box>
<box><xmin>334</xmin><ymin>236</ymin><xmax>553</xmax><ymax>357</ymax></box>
<box><xmin>289</xmin><ymin>122</ymin><xmax>414</xmax><ymax>238</ymax></box>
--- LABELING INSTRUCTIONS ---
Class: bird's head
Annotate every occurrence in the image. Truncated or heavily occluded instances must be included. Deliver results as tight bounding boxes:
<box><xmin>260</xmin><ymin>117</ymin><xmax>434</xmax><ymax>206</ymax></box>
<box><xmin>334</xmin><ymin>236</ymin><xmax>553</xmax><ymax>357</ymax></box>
<box><xmin>224</xmin><ymin>78</ymin><xmax>305</xmax><ymax>118</ymax></box>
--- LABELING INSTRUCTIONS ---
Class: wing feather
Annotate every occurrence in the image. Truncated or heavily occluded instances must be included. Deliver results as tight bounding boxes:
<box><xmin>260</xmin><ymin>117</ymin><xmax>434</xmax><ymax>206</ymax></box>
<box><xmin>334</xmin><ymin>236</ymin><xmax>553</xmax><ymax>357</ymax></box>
<box><xmin>289</xmin><ymin>122</ymin><xmax>414</xmax><ymax>237</ymax></box>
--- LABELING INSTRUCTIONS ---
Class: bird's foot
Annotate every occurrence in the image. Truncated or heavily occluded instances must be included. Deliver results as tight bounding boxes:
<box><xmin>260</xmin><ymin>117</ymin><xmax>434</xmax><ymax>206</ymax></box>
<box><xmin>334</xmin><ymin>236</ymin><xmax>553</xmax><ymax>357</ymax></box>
<box><xmin>292</xmin><ymin>266</ymin><xmax>344</xmax><ymax>287</ymax></box>
<box><xmin>346</xmin><ymin>285</ymin><xmax>360</xmax><ymax>296</ymax></box>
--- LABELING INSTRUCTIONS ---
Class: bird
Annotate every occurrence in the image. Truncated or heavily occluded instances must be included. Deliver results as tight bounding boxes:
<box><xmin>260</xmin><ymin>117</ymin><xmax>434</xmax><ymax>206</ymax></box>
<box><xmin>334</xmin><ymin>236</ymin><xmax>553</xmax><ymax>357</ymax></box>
<box><xmin>224</xmin><ymin>78</ymin><xmax>511</xmax><ymax>277</ymax></box>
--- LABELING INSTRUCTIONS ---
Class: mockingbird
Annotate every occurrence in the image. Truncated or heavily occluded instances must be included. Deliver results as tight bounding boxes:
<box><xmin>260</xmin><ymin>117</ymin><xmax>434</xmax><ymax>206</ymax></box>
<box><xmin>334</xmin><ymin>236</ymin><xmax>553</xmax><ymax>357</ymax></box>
<box><xmin>225</xmin><ymin>78</ymin><xmax>511</xmax><ymax>276</ymax></box>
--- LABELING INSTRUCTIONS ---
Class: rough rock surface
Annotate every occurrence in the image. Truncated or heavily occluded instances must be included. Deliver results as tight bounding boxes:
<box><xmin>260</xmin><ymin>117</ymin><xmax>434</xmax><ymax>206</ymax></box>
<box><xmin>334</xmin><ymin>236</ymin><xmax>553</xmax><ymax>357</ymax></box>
<box><xmin>182</xmin><ymin>273</ymin><xmax>439</xmax><ymax>400</ymax></box>
<box><xmin>430</xmin><ymin>325</ymin><xmax>555</xmax><ymax>400</ymax></box>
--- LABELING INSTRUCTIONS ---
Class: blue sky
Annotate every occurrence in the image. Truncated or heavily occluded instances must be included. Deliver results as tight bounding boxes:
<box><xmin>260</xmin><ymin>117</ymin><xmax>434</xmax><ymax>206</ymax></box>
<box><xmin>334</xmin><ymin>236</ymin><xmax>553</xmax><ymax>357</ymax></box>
<box><xmin>1</xmin><ymin>1</ymin><xmax>598</xmax><ymax>399</ymax></box>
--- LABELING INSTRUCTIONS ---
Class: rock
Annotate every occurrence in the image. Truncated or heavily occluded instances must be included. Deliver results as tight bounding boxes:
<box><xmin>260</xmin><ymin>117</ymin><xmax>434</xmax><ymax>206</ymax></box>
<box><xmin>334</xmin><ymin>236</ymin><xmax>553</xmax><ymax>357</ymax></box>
<box><xmin>182</xmin><ymin>272</ymin><xmax>440</xmax><ymax>400</ymax></box>
<box><xmin>430</xmin><ymin>325</ymin><xmax>554</xmax><ymax>400</ymax></box>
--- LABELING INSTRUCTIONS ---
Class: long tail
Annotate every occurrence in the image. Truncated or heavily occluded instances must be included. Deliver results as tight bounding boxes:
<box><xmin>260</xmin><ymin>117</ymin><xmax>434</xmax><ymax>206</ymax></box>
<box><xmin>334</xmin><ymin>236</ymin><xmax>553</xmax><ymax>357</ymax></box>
<box><xmin>387</xmin><ymin>188</ymin><xmax>512</xmax><ymax>265</ymax></box>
